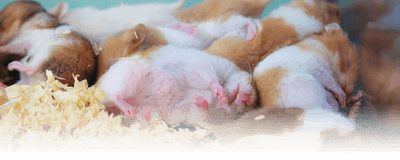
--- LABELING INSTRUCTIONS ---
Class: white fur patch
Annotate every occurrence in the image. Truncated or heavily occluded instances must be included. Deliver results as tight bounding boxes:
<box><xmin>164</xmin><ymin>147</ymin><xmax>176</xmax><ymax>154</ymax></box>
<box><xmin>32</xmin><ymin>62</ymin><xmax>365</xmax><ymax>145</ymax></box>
<box><xmin>156</xmin><ymin>27</ymin><xmax>207</xmax><ymax>50</ymax></box>
<box><xmin>55</xmin><ymin>25</ymin><xmax>77</xmax><ymax>35</ymax></box>
<box><xmin>268</xmin><ymin>6</ymin><xmax>323</xmax><ymax>39</ymax></box>
<box><xmin>195</xmin><ymin>15</ymin><xmax>257</xmax><ymax>47</ymax></box>
<box><xmin>59</xmin><ymin>2</ymin><xmax>184</xmax><ymax>44</ymax></box>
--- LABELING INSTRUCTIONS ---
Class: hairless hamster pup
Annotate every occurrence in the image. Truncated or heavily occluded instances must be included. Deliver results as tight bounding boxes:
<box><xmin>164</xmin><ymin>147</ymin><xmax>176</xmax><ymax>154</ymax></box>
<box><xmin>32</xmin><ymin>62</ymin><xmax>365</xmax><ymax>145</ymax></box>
<box><xmin>253</xmin><ymin>23</ymin><xmax>360</xmax><ymax>134</ymax></box>
<box><xmin>49</xmin><ymin>0</ymin><xmax>198</xmax><ymax>44</ymax></box>
<box><xmin>0</xmin><ymin>1</ymin><xmax>96</xmax><ymax>86</ymax></box>
<box><xmin>206</xmin><ymin>0</ymin><xmax>342</xmax><ymax>73</ymax></box>
<box><xmin>96</xmin><ymin>44</ymin><xmax>257</xmax><ymax>127</ymax></box>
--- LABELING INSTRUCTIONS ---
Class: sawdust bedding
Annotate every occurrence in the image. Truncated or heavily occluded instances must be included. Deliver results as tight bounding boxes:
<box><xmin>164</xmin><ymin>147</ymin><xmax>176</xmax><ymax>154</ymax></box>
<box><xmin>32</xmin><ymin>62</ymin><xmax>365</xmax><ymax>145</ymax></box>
<box><xmin>0</xmin><ymin>71</ymin><xmax>320</xmax><ymax>152</ymax></box>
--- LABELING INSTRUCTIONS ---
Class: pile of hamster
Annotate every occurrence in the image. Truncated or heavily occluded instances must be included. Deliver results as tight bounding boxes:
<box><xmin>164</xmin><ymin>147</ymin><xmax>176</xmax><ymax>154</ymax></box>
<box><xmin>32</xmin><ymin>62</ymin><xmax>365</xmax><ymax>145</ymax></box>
<box><xmin>0</xmin><ymin>0</ymin><xmax>398</xmax><ymax>139</ymax></box>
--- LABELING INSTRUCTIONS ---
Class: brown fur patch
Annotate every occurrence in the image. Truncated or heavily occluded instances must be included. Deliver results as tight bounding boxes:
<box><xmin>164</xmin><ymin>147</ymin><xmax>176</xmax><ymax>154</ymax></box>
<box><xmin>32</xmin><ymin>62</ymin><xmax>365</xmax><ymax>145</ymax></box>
<box><xmin>295</xmin><ymin>38</ymin><xmax>328</xmax><ymax>61</ymax></box>
<box><xmin>206</xmin><ymin>0</ymin><xmax>342</xmax><ymax>74</ymax></box>
<box><xmin>38</xmin><ymin>31</ymin><xmax>96</xmax><ymax>86</ymax></box>
<box><xmin>174</xmin><ymin>0</ymin><xmax>272</xmax><ymax>23</ymax></box>
<box><xmin>287</xmin><ymin>0</ymin><xmax>341</xmax><ymax>25</ymax></box>
<box><xmin>0</xmin><ymin>1</ymin><xmax>44</xmax><ymax>44</ymax></box>
<box><xmin>207</xmin><ymin>17</ymin><xmax>300</xmax><ymax>73</ymax></box>
<box><xmin>255</xmin><ymin>18</ymin><xmax>301</xmax><ymax>60</ymax></box>
<box><xmin>206</xmin><ymin>36</ymin><xmax>254</xmax><ymax>73</ymax></box>
<box><xmin>96</xmin><ymin>24</ymin><xmax>168</xmax><ymax>79</ymax></box>
<box><xmin>255</xmin><ymin>67</ymin><xmax>289</xmax><ymax>109</ymax></box>
<box><xmin>24</xmin><ymin>12</ymin><xmax>60</xmax><ymax>30</ymax></box>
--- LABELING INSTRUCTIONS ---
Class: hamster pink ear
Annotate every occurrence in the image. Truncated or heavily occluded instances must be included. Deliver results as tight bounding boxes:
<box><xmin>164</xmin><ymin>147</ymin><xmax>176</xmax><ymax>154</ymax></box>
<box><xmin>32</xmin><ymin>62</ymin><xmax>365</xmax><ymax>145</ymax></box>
<box><xmin>324</xmin><ymin>23</ymin><xmax>342</xmax><ymax>35</ymax></box>
<box><xmin>191</xmin><ymin>94</ymin><xmax>209</xmax><ymax>112</ymax></box>
<box><xmin>49</xmin><ymin>2</ymin><xmax>69</xmax><ymax>18</ymax></box>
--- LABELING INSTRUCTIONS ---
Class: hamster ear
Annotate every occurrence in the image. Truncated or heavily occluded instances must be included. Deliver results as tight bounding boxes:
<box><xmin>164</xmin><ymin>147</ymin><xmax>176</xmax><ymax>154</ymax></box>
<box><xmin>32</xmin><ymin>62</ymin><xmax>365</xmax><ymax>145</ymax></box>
<box><xmin>191</xmin><ymin>94</ymin><xmax>210</xmax><ymax>112</ymax></box>
<box><xmin>49</xmin><ymin>2</ymin><xmax>69</xmax><ymax>18</ymax></box>
<box><xmin>124</xmin><ymin>23</ymin><xmax>149</xmax><ymax>44</ymax></box>
<box><xmin>171</xmin><ymin>0</ymin><xmax>186</xmax><ymax>10</ymax></box>
<box><xmin>324</xmin><ymin>23</ymin><xmax>342</xmax><ymax>35</ymax></box>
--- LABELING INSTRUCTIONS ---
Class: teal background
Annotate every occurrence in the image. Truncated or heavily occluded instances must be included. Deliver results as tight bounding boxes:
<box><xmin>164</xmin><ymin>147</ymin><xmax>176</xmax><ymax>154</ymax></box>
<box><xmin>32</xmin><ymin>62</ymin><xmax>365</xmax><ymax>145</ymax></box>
<box><xmin>1</xmin><ymin>0</ymin><xmax>294</xmax><ymax>18</ymax></box>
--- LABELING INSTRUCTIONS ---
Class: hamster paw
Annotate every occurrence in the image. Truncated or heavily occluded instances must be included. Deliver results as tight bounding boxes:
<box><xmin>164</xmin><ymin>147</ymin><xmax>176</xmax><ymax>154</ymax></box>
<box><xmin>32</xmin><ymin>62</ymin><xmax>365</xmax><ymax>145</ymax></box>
<box><xmin>209</xmin><ymin>80</ymin><xmax>227</xmax><ymax>104</ymax></box>
<box><xmin>141</xmin><ymin>108</ymin><xmax>152</xmax><ymax>122</ymax></box>
<box><xmin>346</xmin><ymin>90</ymin><xmax>363</xmax><ymax>107</ymax></box>
<box><xmin>191</xmin><ymin>94</ymin><xmax>210</xmax><ymax>112</ymax></box>
<box><xmin>177</xmin><ymin>24</ymin><xmax>199</xmax><ymax>36</ymax></box>
<box><xmin>333</xmin><ymin>91</ymin><xmax>347</xmax><ymax>108</ymax></box>
<box><xmin>7</xmin><ymin>61</ymin><xmax>37</xmax><ymax>76</ymax></box>
<box><xmin>0</xmin><ymin>82</ymin><xmax>6</xmax><ymax>88</ymax></box>
<box><xmin>348</xmin><ymin>105</ymin><xmax>361</xmax><ymax>120</ymax></box>
<box><xmin>245</xmin><ymin>21</ymin><xmax>257</xmax><ymax>41</ymax></box>
<box><xmin>241</xmin><ymin>93</ymin><xmax>251</xmax><ymax>105</ymax></box>
<box><xmin>106</xmin><ymin>106</ymin><xmax>121</xmax><ymax>115</ymax></box>
<box><xmin>115</xmin><ymin>95</ymin><xmax>137</xmax><ymax>119</ymax></box>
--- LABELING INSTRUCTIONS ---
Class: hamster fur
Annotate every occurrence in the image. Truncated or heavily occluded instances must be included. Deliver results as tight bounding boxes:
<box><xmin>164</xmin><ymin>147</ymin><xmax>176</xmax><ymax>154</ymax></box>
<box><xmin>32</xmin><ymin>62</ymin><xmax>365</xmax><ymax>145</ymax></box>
<box><xmin>206</xmin><ymin>0</ymin><xmax>342</xmax><ymax>73</ymax></box>
<box><xmin>96</xmin><ymin>44</ymin><xmax>257</xmax><ymax>126</ymax></box>
<box><xmin>253</xmin><ymin>23</ymin><xmax>358</xmax><ymax>134</ymax></box>
<box><xmin>49</xmin><ymin>0</ymin><xmax>199</xmax><ymax>44</ymax></box>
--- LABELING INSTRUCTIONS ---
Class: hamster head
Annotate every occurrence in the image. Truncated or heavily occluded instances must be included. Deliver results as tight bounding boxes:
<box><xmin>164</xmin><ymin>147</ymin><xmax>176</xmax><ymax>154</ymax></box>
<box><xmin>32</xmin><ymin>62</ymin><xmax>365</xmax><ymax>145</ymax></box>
<box><xmin>0</xmin><ymin>1</ymin><xmax>43</xmax><ymax>45</ymax></box>
<box><xmin>224</xmin><ymin>70</ymin><xmax>258</xmax><ymax>110</ymax></box>
<box><xmin>97</xmin><ymin>23</ymin><xmax>150</xmax><ymax>78</ymax></box>
<box><xmin>315</xmin><ymin>23</ymin><xmax>359</xmax><ymax>95</ymax></box>
<box><xmin>289</xmin><ymin>0</ymin><xmax>341</xmax><ymax>25</ymax></box>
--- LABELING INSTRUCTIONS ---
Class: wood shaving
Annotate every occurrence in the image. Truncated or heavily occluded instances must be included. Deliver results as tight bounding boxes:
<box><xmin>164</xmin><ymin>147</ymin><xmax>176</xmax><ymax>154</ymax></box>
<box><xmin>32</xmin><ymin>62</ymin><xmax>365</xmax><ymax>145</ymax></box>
<box><xmin>0</xmin><ymin>70</ymin><xmax>213</xmax><ymax>152</ymax></box>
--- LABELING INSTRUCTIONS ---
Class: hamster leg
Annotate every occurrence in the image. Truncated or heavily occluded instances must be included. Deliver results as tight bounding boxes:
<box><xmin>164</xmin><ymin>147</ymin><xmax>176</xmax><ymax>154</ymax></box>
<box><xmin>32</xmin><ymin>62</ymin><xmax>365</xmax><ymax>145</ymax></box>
<box><xmin>348</xmin><ymin>104</ymin><xmax>361</xmax><ymax>121</ymax></box>
<box><xmin>7</xmin><ymin>61</ymin><xmax>37</xmax><ymax>76</ymax></box>
<box><xmin>110</xmin><ymin>95</ymin><xmax>137</xmax><ymax>119</ymax></box>
<box><xmin>241</xmin><ymin>93</ymin><xmax>252</xmax><ymax>104</ymax></box>
<box><xmin>228</xmin><ymin>85</ymin><xmax>252</xmax><ymax>105</ymax></box>
<box><xmin>346</xmin><ymin>90</ymin><xmax>362</xmax><ymax>107</ymax></box>
<box><xmin>0</xmin><ymin>40</ymin><xmax>32</xmax><ymax>55</ymax></box>
<box><xmin>190</xmin><ymin>94</ymin><xmax>210</xmax><ymax>112</ymax></box>
<box><xmin>325</xmin><ymin>89</ymin><xmax>339</xmax><ymax>110</ymax></box>
<box><xmin>140</xmin><ymin>107</ymin><xmax>152</xmax><ymax>122</ymax></box>
<box><xmin>209</xmin><ymin>79</ymin><xmax>228</xmax><ymax>105</ymax></box>
<box><xmin>315</xmin><ymin>72</ymin><xmax>347</xmax><ymax>108</ymax></box>
<box><xmin>105</xmin><ymin>106</ymin><xmax>121</xmax><ymax>116</ymax></box>
<box><xmin>218</xmin><ymin>15</ymin><xmax>257</xmax><ymax>41</ymax></box>
<box><xmin>175</xmin><ymin>23</ymin><xmax>199</xmax><ymax>36</ymax></box>
<box><xmin>152</xmin><ymin>21</ymin><xmax>198</xmax><ymax>36</ymax></box>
